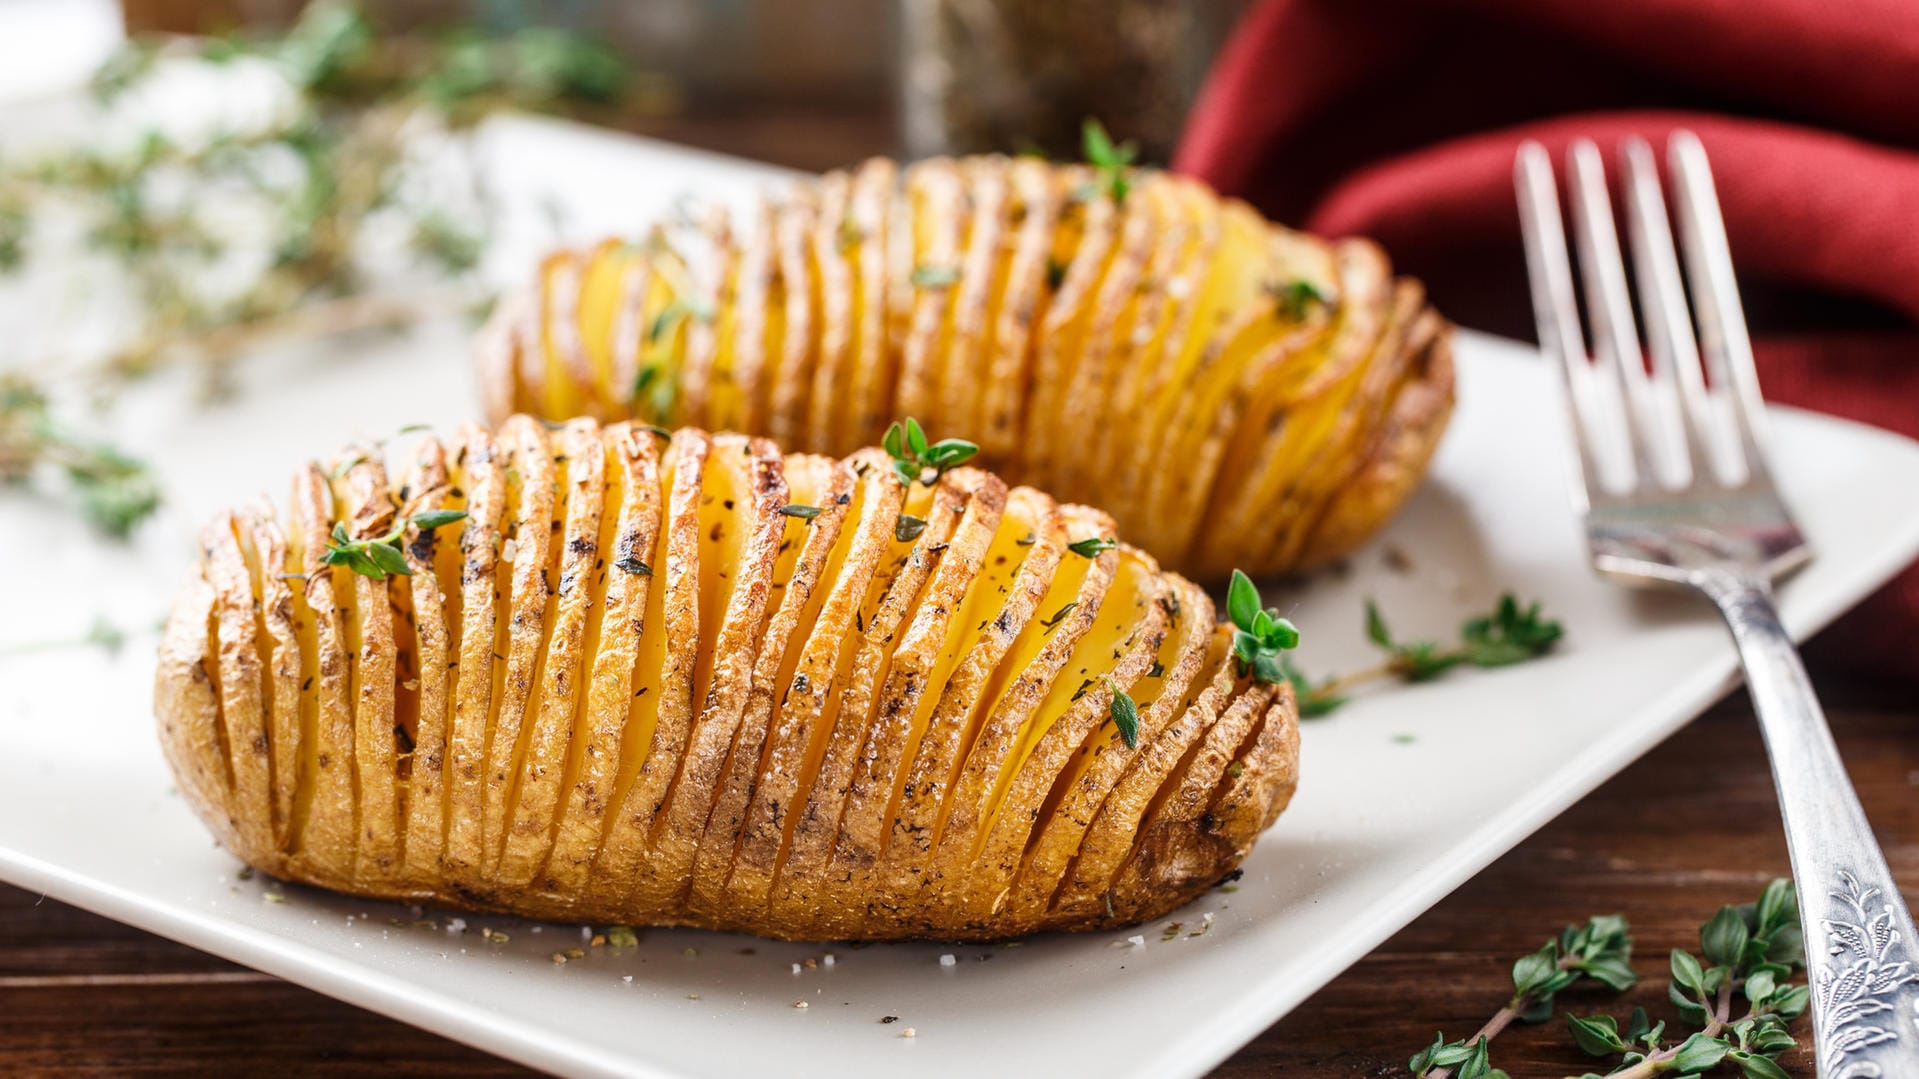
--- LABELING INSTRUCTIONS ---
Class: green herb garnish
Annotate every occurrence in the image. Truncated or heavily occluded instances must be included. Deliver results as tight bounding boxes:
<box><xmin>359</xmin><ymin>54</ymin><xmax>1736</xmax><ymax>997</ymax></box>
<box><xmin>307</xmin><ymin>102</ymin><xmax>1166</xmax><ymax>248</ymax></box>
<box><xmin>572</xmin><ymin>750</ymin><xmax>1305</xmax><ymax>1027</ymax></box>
<box><xmin>895</xmin><ymin>514</ymin><xmax>927</xmax><ymax>543</ymax></box>
<box><xmin>1268</xmin><ymin>279</ymin><xmax>1330</xmax><ymax>321</ymax></box>
<box><xmin>1225</xmin><ymin>569</ymin><xmax>1301</xmax><ymax>685</ymax></box>
<box><xmin>1285</xmin><ymin>593</ymin><xmax>1561</xmax><ymax>718</ymax></box>
<box><xmin>780</xmin><ymin>503</ymin><xmax>823</xmax><ymax>520</ymax></box>
<box><xmin>1106</xmin><ymin>677</ymin><xmax>1140</xmax><ymax>749</ymax></box>
<box><xmin>320</xmin><ymin>507</ymin><xmax>466</xmax><ymax>580</ymax></box>
<box><xmin>614</xmin><ymin>555</ymin><xmax>652</xmax><ymax>576</ymax></box>
<box><xmin>1067</xmin><ymin>536</ymin><xmax>1118</xmax><ymax>558</ymax></box>
<box><xmin>910</xmin><ymin>264</ymin><xmax>960</xmax><ymax>289</ymax></box>
<box><xmin>1412</xmin><ymin>881</ymin><xmax>1806</xmax><ymax>1079</ymax></box>
<box><xmin>1040</xmin><ymin>601</ymin><xmax>1078</xmax><ymax>628</ymax></box>
<box><xmin>882</xmin><ymin>417</ymin><xmax>979</xmax><ymax>486</ymax></box>
<box><xmin>1080</xmin><ymin>119</ymin><xmax>1138</xmax><ymax>204</ymax></box>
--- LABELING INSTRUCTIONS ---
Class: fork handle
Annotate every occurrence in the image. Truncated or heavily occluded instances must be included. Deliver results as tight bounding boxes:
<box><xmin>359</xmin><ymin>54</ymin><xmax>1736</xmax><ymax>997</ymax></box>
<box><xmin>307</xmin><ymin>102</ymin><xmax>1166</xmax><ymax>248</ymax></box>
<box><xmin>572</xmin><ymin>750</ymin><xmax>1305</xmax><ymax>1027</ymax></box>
<box><xmin>1697</xmin><ymin>569</ymin><xmax>1919</xmax><ymax>1076</ymax></box>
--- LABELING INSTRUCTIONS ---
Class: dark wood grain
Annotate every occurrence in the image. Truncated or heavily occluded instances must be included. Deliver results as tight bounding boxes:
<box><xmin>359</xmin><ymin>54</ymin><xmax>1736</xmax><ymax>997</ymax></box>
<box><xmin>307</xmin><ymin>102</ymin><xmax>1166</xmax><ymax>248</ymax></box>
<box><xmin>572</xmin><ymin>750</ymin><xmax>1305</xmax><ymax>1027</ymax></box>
<box><xmin>7</xmin><ymin>676</ymin><xmax>1912</xmax><ymax>1077</ymax></box>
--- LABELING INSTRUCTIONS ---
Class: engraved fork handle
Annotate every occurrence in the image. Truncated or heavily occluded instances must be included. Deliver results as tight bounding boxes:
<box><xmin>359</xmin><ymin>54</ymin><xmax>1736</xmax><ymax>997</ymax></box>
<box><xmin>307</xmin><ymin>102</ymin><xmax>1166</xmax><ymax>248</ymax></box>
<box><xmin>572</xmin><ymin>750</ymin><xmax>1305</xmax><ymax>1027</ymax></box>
<box><xmin>1695</xmin><ymin>568</ymin><xmax>1919</xmax><ymax>1077</ymax></box>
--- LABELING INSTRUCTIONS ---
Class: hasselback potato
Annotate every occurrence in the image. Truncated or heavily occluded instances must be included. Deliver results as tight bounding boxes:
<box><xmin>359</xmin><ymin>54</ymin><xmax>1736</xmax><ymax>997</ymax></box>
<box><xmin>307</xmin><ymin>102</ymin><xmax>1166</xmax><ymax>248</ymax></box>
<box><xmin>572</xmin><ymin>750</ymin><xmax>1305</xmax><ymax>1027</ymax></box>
<box><xmin>475</xmin><ymin>155</ymin><xmax>1454</xmax><ymax>580</ymax></box>
<box><xmin>156</xmin><ymin>418</ymin><xmax>1300</xmax><ymax>941</ymax></box>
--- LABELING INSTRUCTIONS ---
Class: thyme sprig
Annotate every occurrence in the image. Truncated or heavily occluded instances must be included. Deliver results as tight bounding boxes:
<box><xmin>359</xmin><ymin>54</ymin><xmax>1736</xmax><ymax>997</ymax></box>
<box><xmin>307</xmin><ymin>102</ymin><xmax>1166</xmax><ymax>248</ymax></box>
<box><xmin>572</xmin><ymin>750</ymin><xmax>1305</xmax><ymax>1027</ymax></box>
<box><xmin>0</xmin><ymin>378</ymin><xmax>159</xmax><ymax>536</ymax></box>
<box><xmin>1225</xmin><ymin>570</ymin><xmax>1301</xmax><ymax>684</ymax></box>
<box><xmin>1080</xmin><ymin>119</ymin><xmax>1138</xmax><ymax>204</ymax></box>
<box><xmin>321</xmin><ymin>508</ymin><xmax>466</xmax><ymax>580</ymax></box>
<box><xmin>882</xmin><ymin>417</ymin><xmax>978</xmax><ymax>486</ymax></box>
<box><xmin>1412</xmin><ymin>881</ymin><xmax>1806</xmax><ymax>1079</ymax></box>
<box><xmin>1285</xmin><ymin>594</ymin><xmax>1561</xmax><ymax>717</ymax></box>
<box><xmin>0</xmin><ymin>2</ymin><xmax>632</xmax><ymax>535</ymax></box>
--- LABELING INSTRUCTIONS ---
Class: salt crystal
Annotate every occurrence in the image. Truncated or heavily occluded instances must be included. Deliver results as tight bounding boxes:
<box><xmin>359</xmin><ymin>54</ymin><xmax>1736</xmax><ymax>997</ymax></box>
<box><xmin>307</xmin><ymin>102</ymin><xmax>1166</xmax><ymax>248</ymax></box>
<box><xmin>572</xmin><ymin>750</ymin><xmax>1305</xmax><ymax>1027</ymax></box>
<box><xmin>1127</xmin><ymin>934</ymin><xmax>1145</xmax><ymax>948</ymax></box>
<box><xmin>581</xmin><ymin>926</ymin><xmax>593</xmax><ymax>941</ymax></box>
<box><xmin>447</xmin><ymin>917</ymin><xmax>466</xmax><ymax>934</ymax></box>
<box><xmin>822</xmin><ymin>954</ymin><xmax>835</xmax><ymax>968</ymax></box>
<box><xmin>938</xmin><ymin>954</ymin><xmax>956</xmax><ymax>967</ymax></box>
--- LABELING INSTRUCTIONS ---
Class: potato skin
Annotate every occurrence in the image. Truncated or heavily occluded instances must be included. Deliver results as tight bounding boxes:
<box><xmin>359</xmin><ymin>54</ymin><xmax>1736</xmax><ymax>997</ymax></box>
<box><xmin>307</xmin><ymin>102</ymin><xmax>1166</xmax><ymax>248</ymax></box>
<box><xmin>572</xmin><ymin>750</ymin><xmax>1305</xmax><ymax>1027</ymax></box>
<box><xmin>474</xmin><ymin>157</ymin><xmax>1453</xmax><ymax>582</ymax></box>
<box><xmin>155</xmin><ymin>420</ymin><xmax>1300</xmax><ymax>942</ymax></box>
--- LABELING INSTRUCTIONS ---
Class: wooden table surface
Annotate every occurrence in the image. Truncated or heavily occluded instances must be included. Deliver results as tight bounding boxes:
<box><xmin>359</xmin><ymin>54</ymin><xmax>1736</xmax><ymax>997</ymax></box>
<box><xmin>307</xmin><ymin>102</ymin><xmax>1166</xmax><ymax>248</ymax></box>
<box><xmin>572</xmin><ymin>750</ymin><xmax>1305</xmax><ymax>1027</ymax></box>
<box><xmin>8</xmin><ymin>672</ymin><xmax>1913</xmax><ymax>1076</ymax></box>
<box><xmin>8</xmin><ymin>98</ymin><xmax>1916</xmax><ymax>1079</ymax></box>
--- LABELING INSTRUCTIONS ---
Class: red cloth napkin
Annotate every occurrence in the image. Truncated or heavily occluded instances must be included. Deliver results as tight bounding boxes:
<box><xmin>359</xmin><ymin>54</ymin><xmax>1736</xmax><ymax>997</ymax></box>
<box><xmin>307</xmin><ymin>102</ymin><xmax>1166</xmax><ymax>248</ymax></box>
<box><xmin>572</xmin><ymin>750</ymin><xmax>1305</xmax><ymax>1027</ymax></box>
<box><xmin>1175</xmin><ymin>0</ymin><xmax>1919</xmax><ymax>678</ymax></box>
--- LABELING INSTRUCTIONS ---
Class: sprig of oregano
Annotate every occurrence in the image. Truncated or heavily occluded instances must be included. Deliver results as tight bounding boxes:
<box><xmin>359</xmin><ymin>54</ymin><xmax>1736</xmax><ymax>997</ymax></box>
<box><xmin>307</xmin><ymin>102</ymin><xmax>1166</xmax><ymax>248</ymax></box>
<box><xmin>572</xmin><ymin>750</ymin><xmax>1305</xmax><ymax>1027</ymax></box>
<box><xmin>1226</xmin><ymin>570</ymin><xmax>1302</xmax><ymax>684</ymax></box>
<box><xmin>1411</xmin><ymin>881</ymin><xmax>1805</xmax><ymax>1079</ymax></box>
<box><xmin>1284</xmin><ymin>594</ymin><xmax>1561</xmax><ymax>717</ymax></box>
<box><xmin>1080</xmin><ymin>119</ymin><xmax>1138</xmax><ymax>204</ymax></box>
<box><xmin>321</xmin><ymin>508</ymin><xmax>466</xmax><ymax>580</ymax></box>
<box><xmin>883</xmin><ymin>417</ymin><xmax>979</xmax><ymax>487</ymax></box>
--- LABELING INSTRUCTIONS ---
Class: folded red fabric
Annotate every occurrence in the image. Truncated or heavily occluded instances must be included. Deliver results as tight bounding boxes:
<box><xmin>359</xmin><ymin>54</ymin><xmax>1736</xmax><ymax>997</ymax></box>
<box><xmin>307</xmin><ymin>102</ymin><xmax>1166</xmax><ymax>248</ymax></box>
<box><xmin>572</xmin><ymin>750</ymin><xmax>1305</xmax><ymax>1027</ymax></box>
<box><xmin>1175</xmin><ymin>0</ymin><xmax>1919</xmax><ymax>677</ymax></box>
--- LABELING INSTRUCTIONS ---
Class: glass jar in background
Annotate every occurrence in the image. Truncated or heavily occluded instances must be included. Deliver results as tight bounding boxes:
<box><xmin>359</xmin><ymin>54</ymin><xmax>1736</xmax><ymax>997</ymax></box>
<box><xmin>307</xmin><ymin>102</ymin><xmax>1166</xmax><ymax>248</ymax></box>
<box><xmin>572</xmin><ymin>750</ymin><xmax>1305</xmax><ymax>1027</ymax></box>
<box><xmin>901</xmin><ymin>0</ymin><xmax>1247</xmax><ymax>164</ymax></box>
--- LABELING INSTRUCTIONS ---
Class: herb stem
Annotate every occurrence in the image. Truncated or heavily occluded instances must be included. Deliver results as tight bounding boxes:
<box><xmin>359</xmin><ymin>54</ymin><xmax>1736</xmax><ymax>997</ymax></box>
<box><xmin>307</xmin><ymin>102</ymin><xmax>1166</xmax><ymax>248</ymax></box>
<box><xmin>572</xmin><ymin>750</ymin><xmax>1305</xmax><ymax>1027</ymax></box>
<box><xmin>1420</xmin><ymin>955</ymin><xmax>1578</xmax><ymax>1079</ymax></box>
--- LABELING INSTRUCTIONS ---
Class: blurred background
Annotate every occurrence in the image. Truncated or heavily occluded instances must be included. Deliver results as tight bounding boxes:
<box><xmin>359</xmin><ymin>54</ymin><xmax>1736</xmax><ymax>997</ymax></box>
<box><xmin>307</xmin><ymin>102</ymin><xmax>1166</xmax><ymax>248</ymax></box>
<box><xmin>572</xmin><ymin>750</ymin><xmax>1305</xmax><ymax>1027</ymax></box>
<box><xmin>111</xmin><ymin>0</ymin><xmax>1246</xmax><ymax>168</ymax></box>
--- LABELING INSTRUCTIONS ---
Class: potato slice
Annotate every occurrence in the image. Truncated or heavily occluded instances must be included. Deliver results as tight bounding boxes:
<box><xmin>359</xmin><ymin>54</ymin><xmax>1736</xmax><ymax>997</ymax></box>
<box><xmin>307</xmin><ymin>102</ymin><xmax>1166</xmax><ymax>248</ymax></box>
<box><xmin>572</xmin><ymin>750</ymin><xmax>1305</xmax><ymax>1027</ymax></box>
<box><xmin>496</xmin><ymin>420</ymin><xmax>608</xmax><ymax>888</ymax></box>
<box><xmin>1021</xmin><ymin>169</ymin><xmax>1120</xmax><ymax>493</ymax></box>
<box><xmin>976</xmin><ymin>157</ymin><xmax>1059</xmax><ymax>462</ymax></box>
<box><xmin>841</xmin><ymin>158</ymin><xmax>900</xmax><ymax>445</ymax></box>
<box><xmin>199</xmin><ymin>510</ymin><xmax>274</xmax><ymax>864</ymax></box>
<box><xmin>765</xmin><ymin>188</ymin><xmax>819</xmax><ymax>448</ymax></box>
<box><xmin>802</xmin><ymin>170</ymin><xmax>857</xmax><ymax>449</ymax></box>
<box><xmin>288</xmin><ymin>462</ymin><xmax>357</xmax><ymax>884</ymax></box>
<box><xmin>683</xmin><ymin>453</ymin><xmax>856</xmax><ymax>918</ymax></box>
<box><xmin>395</xmin><ymin>437</ymin><xmax>456</xmax><ymax>887</ymax></box>
<box><xmin>895</xmin><ymin>159</ymin><xmax>966</xmax><ymax>430</ymax></box>
<box><xmin>442</xmin><ymin>425</ymin><xmax>506</xmax><ymax>887</ymax></box>
<box><xmin>931</xmin><ymin>157</ymin><xmax>1010</xmax><ymax>452</ymax></box>
<box><xmin>718</xmin><ymin>450</ymin><xmax>900</xmax><ymax>921</ymax></box>
<box><xmin>866</xmin><ymin>485</ymin><xmax>1064</xmax><ymax>932</ymax></box>
<box><xmin>590</xmin><ymin>429</ymin><xmax>705</xmax><ymax>907</ymax></box>
<box><xmin>543</xmin><ymin>423</ymin><xmax>662</xmax><ymax>898</ymax></box>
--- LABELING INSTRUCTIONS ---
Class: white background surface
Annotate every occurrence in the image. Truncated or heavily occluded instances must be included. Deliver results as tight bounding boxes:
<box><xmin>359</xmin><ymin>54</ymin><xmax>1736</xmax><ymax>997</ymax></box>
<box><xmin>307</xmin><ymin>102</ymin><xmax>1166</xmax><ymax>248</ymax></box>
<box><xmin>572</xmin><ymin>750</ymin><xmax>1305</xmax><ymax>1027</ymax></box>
<box><xmin>2</xmin><ymin>33</ymin><xmax>1919</xmax><ymax>1079</ymax></box>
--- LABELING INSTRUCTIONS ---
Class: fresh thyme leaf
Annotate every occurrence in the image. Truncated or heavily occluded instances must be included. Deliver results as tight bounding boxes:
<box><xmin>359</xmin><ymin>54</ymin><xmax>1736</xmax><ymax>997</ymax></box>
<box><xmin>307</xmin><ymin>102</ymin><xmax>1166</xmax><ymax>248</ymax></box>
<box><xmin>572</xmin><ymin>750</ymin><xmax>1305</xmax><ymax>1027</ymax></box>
<box><xmin>1040</xmin><ymin>601</ymin><xmax>1078</xmax><ymax>628</ymax></box>
<box><xmin>1067</xmin><ymin>536</ymin><xmax>1118</xmax><ymax>558</ymax></box>
<box><xmin>1106</xmin><ymin>677</ymin><xmax>1140</xmax><ymax>749</ymax></box>
<box><xmin>614</xmin><ymin>555</ymin><xmax>652</xmax><ymax>576</ymax></box>
<box><xmin>1045</xmin><ymin>258</ymin><xmax>1068</xmax><ymax>291</ymax></box>
<box><xmin>1080</xmin><ymin>119</ymin><xmax>1138</xmax><ymax>204</ymax></box>
<box><xmin>1224</xmin><ymin>570</ymin><xmax>1300</xmax><ymax>684</ymax></box>
<box><xmin>779</xmin><ymin>503</ymin><xmax>823</xmax><ymax>520</ymax></box>
<box><xmin>882</xmin><ymin>417</ymin><xmax>979</xmax><ymax>486</ymax></box>
<box><xmin>1268</xmin><ymin>278</ymin><xmax>1330</xmax><ymax>321</ymax></box>
<box><xmin>320</xmin><ymin>507</ymin><xmax>467</xmax><ymax>580</ymax></box>
<box><xmin>895</xmin><ymin>514</ymin><xmax>927</xmax><ymax>543</ymax></box>
<box><xmin>1411</xmin><ymin>882</ymin><xmax>1805</xmax><ymax>1079</ymax></box>
<box><xmin>910</xmin><ymin>264</ymin><xmax>960</xmax><ymax>289</ymax></box>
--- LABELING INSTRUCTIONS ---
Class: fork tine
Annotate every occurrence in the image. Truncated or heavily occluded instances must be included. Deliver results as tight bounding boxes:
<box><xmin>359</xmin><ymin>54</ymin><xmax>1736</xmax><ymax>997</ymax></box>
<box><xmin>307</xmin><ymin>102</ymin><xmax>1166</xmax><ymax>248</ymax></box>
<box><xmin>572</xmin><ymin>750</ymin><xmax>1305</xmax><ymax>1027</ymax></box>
<box><xmin>1667</xmin><ymin>131</ymin><xmax>1770</xmax><ymax>483</ymax></box>
<box><xmin>1620</xmin><ymin>137</ymin><xmax>1719</xmax><ymax>485</ymax></box>
<box><xmin>1515</xmin><ymin>141</ymin><xmax>1606</xmax><ymax>507</ymax></box>
<box><xmin>1566</xmin><ymin>140</ymin><xmax>1666</xmax><ymax>489</ymax></box>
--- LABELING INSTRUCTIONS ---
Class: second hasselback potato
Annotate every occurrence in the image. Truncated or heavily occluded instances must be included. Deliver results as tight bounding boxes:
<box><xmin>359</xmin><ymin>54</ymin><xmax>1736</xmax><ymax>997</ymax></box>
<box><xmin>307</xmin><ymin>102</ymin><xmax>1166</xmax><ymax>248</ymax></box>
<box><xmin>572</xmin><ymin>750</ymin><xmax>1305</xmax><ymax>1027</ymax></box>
<box><xmin>156</xmin><ymin>418</ymin><xmax>1300</xmax><ymax>941</ymax></box>
<box><xmin>474</xmin><ymin>155</ymin><xmax>1454</xmax><ymax>581</ymax></box>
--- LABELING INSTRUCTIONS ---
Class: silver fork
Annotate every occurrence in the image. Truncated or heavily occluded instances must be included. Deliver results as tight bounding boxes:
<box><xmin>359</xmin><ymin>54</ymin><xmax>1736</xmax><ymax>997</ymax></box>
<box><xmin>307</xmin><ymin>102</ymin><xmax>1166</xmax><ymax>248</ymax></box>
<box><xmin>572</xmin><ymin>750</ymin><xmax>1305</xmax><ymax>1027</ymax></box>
<box><xmin>1517</xmin><ymin>133</ymin><xmax>1919</xmax><ymax>1075</ymax></box>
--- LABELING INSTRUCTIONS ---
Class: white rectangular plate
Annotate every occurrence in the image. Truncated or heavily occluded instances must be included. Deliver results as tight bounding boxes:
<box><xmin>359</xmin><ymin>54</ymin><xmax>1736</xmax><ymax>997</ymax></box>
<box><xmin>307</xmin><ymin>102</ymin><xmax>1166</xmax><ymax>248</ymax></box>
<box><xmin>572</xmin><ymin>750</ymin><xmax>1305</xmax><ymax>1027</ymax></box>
<box><xmin>4</xmin><ymin>116</ymin><xmax>1919</xmax><ymax>1079</ymax></box>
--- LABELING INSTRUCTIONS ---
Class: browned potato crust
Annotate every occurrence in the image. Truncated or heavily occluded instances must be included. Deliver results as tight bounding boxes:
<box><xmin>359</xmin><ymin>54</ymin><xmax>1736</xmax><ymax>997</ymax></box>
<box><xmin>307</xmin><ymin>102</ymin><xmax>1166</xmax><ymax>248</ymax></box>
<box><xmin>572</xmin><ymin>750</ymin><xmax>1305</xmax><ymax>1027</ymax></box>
<box><xmin>470</xmin><ymin>159</ymin><xmax>1453</xmax><ymax>581</ymax></box>
<box><xmin>155</xmin><ymin>420</ymin><xmax>1300</xmax><ymax>941</ymax></box>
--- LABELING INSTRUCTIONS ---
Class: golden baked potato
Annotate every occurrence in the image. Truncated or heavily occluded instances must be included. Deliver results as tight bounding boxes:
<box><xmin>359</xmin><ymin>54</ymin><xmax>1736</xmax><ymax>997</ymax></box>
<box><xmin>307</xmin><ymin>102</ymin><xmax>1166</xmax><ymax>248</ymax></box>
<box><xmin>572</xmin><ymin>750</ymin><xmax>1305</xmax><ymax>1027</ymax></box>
<box><xmin>474</xmin><ymin>156</ymin><xmax>1454</xmax><ymax>580</ymax></box>
<box><xmin>156</xmin><ymin>417</ymin><xmax>1300</xmax><ymax>941</ymax></box>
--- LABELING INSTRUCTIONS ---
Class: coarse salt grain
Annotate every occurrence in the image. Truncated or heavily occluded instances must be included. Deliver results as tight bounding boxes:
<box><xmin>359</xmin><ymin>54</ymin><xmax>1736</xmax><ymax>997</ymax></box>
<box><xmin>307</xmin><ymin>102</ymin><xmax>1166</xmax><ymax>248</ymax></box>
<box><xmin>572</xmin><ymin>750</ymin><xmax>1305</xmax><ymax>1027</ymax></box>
<box><xmin>902</xmin><ymin>1027</ymin><xmax>917</xmax><ymax>1038</ymax></box>
<box><xmin>447</xmin><ymin>917</ymin><xmax>466</xmax><ymax>933</ymax></box>
<box><xmin>938</xmin><ymin>954</ymin><xmax>956</xmax><ymax>967</ymax></box>
<box><xmin>822</xmin><ymin>954</ymin><xmax>835</xmax><ymax>968</ymax></box>
<box><xmin>622</xmin><ymin>975</ymin><xmax>634</xmax><ymax>984</ymax></box>
<box><xmin>791</xmin><ymin>962</ymin><xmax>803</xmax><ymax>975</ymax></box>
<box><xmin>793</xmin><ymin>1001</ymin><xmax>808</xmax><ymax>1009</ymax></box>
<box><xmin>581</xmin><ymin>926</ymin><xmax>592</xmax><ymax>941</ymax></box>
<box><xmin>1127</xmin><ymin>934</ymin><xmax>1145</xmax><ymax>948</ymax></box>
